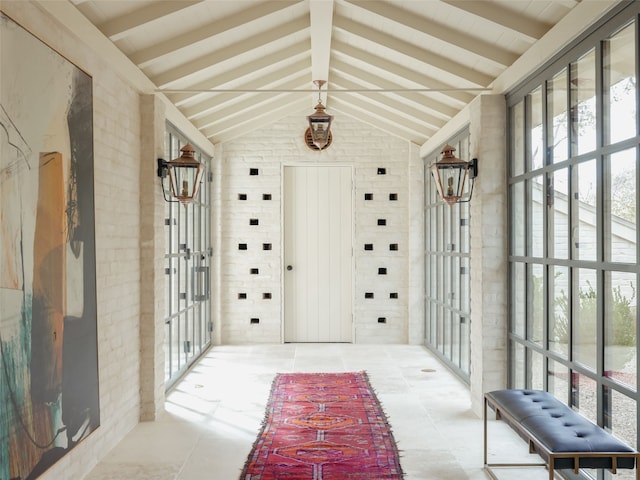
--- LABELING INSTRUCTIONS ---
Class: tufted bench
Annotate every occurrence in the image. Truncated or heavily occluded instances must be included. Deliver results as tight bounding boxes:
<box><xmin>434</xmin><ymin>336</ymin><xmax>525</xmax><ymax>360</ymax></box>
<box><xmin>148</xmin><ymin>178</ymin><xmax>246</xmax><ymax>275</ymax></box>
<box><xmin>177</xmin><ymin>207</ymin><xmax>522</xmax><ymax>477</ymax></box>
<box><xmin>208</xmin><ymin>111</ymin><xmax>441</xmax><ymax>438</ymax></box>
<box><xmin>484</xmin><ymin>389</ymin><xmax>639</xmax><ymax>480</ymax></box>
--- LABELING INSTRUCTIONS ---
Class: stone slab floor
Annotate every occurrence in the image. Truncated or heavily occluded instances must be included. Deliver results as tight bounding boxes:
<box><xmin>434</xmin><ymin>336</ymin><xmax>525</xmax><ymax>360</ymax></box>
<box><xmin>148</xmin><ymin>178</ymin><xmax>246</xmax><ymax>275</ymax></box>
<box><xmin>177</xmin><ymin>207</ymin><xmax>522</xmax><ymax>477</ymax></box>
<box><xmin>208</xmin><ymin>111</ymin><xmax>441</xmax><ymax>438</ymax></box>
<box><xmin>83</xmin><ymin>344</ymin><xmax>559</xmax><ymax>480</ymax></box>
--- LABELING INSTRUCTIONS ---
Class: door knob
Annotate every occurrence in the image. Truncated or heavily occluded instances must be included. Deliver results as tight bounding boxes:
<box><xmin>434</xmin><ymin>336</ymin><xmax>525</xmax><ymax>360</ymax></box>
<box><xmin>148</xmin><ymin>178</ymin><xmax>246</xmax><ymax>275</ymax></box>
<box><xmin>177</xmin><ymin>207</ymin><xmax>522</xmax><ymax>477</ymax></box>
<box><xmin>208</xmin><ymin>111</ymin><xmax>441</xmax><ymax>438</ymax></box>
<box><xmin>287</xmin><ymin>265</ymin><xmax>293</xmax><ymax>271</ymax></box>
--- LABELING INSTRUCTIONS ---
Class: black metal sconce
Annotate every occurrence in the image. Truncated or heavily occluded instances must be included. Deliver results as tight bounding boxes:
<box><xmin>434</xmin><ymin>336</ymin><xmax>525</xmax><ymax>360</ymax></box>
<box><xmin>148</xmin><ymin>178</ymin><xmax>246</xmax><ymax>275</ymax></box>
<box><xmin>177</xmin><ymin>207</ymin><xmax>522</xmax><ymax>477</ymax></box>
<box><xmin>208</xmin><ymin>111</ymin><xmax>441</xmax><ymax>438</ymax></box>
<box><xmin>430</xmin><ymin>144</ymin><xmax>478</xmax><ymax>206</ymax></box>
<box><xmin>157</xmin><ymin>143</ymin><xmax>205</xmax><ymax>204</ymax></box>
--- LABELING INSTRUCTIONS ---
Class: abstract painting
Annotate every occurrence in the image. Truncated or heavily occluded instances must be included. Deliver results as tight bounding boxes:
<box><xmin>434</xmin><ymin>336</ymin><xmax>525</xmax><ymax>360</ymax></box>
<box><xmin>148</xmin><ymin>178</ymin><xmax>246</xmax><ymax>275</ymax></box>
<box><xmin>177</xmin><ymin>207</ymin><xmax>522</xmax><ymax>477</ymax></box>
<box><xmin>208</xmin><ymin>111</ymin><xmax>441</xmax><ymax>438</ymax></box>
<box><xmin>0</xmin><ymin>12</ymin><xmax>100</xmax><ymax>479</ymax></box>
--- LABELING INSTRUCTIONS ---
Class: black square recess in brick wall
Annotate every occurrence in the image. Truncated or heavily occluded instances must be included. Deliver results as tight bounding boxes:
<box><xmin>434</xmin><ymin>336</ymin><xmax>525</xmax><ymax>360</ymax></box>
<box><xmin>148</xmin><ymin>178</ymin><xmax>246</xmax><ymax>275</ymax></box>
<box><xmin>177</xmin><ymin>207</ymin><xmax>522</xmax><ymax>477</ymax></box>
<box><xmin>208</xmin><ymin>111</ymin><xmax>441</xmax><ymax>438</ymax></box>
<box><xmin>263</xmin><ymin>243</ymin><xmax>272</xmax><ymax>250</ymax></box>
<box><xmin>250</xmin><ymin>318</ymin><xmax>260</xmax><ymax>324</ymax></box>
<box><xmin>365</xmin><ymin>292</ymin><xmax>374</xmax><ymax>299</ymax></box>
<box><xmin>250</xmin><ymin>218</ymin><xmax>259</xmax><ymax>225</ymax></box>
<box><xmin>250</xmin><ymin>268</ymin><xmax>259</xmax><ymax>274</ymax></box>
<box><xmin>377</xmin><ymin>219</ymin><xmax>386</xmax><ymax>226</ymax></box>
<box><xmin>263</xmin><ymin>193</ymin><xmax>272</xmax><ymax>200</ymax></box>
<box><xmin>389</xmin><ymin>193</ymin><xmax>398</xmax><ymax>201</ymax></box>
<box><xmin>378</xmin><ymin>267</ymin><xmax>387</xmax><ymax>275</ymax></box>
<box><xmin>390</xmin><ymin>292</ymin><xmax>398</xmax><ymax>299</ymax></box>
<box><xmin>389</xmin><ymin>243</ymin><xmax>398</xmax><ymax>251</ymax></box>
<box><xmin>378</xmin><ymin>317</ymin><xmax>387</xmax><ymax>324</ymax></box>
<box><xmin>250</xmin><ymin>168</ymin><xmax>259</xmax><ymax>175</ymax></box>
<box><xmin>238</xmin><ymin>243</ymin><xmax>247</xmax><ymax>250</ymax></box>
<box><xmin>377</xmin><ymin>167</ymin><xmax>386</xmax><ymax>175</ymax></box>
<box><xmin>364</xmin><ymin>193</ymin><xmax>373</xmax><ymax>200</ymax></box>
<box><xmin>238</xmin><ymin>293</ymin><xmax>247</xmax><ymax>299</ymax></box>
<box><xmin>238</xmin><ymin>193</ymin><xmax>247</xmax><ymax>200</ymax></box>
<box><xmin>263</xmin><ymin>293</ymin><xmax>272</xmax><ymax>299</ymax></box>
<box><xmin>364</xmin><ymin>244</ymin><xmax>373</xmax><ymax>251</ymax></box>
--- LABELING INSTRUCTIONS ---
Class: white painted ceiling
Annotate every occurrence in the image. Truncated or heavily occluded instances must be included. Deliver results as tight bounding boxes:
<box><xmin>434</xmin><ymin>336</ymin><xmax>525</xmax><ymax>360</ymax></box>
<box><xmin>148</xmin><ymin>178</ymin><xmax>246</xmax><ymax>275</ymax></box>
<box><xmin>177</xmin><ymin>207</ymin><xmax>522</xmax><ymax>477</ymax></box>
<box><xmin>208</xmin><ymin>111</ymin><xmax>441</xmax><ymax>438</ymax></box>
<box><xmin>71</xmin><ymin>0</ymin><xmax>581</xmax><ymax>146</ymax></box>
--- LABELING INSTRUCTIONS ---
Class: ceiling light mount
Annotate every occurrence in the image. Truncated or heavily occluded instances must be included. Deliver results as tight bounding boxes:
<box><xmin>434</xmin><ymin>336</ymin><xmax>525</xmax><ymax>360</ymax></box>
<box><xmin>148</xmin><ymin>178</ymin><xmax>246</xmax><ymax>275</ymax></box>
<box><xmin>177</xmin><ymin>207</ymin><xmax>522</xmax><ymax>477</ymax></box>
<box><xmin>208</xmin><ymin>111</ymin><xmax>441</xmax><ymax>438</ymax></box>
<box><xmin>307</xmin><ymin>80</ymin><xmax>333</xmax><ymax>150</ymax></box>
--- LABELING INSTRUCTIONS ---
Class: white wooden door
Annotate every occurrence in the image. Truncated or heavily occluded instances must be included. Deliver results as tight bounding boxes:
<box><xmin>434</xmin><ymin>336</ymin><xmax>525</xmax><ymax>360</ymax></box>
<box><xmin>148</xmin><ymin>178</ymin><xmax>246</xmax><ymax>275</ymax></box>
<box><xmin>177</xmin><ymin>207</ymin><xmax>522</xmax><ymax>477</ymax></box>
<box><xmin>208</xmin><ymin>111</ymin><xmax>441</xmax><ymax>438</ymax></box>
<box><xmin>283</xmin><ymin>166</ymin><xmax>352</xmax><ymax>342</ymax></box>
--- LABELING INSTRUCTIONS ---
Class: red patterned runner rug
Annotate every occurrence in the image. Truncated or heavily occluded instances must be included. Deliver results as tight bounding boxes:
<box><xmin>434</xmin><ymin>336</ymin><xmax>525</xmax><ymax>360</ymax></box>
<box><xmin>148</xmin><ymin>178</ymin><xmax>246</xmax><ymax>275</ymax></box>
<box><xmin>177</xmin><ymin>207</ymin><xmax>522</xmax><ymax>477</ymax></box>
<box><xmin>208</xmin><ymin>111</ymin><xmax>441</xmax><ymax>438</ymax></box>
<box><xmin>241</xmin><ymin>371</ymin><xmax>403</xmax><ymax>479</ymax></box>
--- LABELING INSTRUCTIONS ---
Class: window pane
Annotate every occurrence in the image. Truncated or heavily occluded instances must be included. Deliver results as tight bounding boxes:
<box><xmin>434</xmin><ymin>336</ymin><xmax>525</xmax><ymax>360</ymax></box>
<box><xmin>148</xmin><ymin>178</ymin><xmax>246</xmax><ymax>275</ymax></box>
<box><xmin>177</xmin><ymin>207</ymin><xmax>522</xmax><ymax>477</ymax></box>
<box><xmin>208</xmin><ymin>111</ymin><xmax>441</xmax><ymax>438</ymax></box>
<box><xmin>605</xmin><ymin>148</ymin><xmax>637</xmax><ymax>263</ymax></box>
<box><xmin>572</xmin><ymin>373</ymin><xmax>597</xmax><ymax>424</ymax></box>
<box><xmin>574</xmin><ymin>268</ymin><xmax>598</xmax><ymax>370</ymax></box>
<box><xmin>572</xmin><ymin>160</ymin><xmax>597</xmax><ymax>261</ymax></box>
<box><xmin>548</xmin><ymin>359</ymin><xmax>569</xmax><ymax>404</ymax></box>
<box><xmin>512</xmin><ymin>262</ymin><xmax>526</xmax><ymax>337</ymax></box>
<box><xmin>570</xmin><ymin>49</ymin><xmax>597</xmax><ymax>155</ymax></box>
<box><xmin>605</xmin><ymin>271</ymin><xmax>637</xmax><ymax>390</ymax></box>
<box><xmin>548</xmin><ymin>69</ymin><xmax>568</xmax><ymax>163</ymax></box>
<box><xmin>511</xmin><ymin>181</ymin><xmax>525</xmax><ymax>256</ymax></box>
<box><xmin>604</xmin><ymin>23</ymin><xmax>637</xmax><ymax>145</ymax></box>
<box><xmin>529</xmin><ymin>87</ymin><xmax>544</xmax><ymax>170</ymax></box>
<box><xmin>510</xmin><ymin>341</ymin><xmax>526</xmax><ymax>389</ymax></box>
<box><xmin>529</xmin><ymin>175</ymin><xmax>544</xmax><ymax>257</ymax></box>
<box><xmin>511</xmin><ymin>100</ymin><xmax>525</xmax><ymax>176</ymax></box>
<box><xmin>604</xmin><ymin>387</ymin><xmax>637</xmax><ymax>452</ymax></box>
<box><xmin>550</xmin><ymin>265</ymin><xmax>569</xmax><ymax>357</ymax></box>
<box><xmin>550</xmin><ymin>169</ymin><xmax>569</xmax><ymax>259</ymax></box>
<box><xmin>529</xmin><ymin>348</ymin><xmax>544</xmax><ymax>390</ymax></box>
<box><xmin>529</xmin><ymin>264</ymin><xmax>544</xmax><ymax>344</ymax></box>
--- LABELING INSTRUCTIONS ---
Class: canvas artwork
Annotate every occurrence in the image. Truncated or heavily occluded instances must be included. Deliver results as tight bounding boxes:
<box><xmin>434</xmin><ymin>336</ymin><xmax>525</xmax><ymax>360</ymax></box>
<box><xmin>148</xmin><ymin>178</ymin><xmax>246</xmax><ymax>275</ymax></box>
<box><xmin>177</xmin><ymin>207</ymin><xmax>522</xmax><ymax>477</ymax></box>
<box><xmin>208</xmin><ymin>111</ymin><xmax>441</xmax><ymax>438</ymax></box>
<box><xmin>0</xmin><ymin>13</ymin><xmax>100</xmax><ymax>479</ymax></box>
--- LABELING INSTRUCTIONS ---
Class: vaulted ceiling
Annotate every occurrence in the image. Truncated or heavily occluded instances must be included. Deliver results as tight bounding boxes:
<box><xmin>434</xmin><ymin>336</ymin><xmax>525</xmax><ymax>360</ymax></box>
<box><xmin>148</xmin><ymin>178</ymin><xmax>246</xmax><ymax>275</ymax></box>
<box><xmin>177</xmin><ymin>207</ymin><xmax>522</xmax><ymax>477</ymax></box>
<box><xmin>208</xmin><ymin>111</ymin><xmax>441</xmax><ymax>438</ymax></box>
<box><xmin>70</xmin><ymin>0</ymin><xmax>581</xmax><ymax>146</ymax></box>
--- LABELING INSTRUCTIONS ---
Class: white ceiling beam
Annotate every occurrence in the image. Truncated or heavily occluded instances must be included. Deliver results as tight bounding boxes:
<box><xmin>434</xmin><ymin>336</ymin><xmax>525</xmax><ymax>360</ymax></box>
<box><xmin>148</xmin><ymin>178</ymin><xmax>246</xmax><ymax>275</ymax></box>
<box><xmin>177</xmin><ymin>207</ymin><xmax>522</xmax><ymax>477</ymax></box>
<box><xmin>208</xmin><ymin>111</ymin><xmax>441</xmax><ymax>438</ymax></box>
<box><xmin>329</xmin><ymin>90</ymin><xmax>434</xmax><ymax>139</ymax></box>
<box><xmin>331</xmin><ymin>57</ymin><xmax>458</xmax><ymax>120</ymax></box>
<box><xmin>345</xmin><ymin>0</ymin><xmax>517</xmax><ymax>67</ymax></box>
<box><xmin>441</xmin><ymin>0</ymin><xmax>552</xmax><ymax>40</ymax></box>
<box><xmin>130</xmin><ymin>0</ymin><xmax>301</xmax><ymax>68</ymax></box>
<box><xmin>205</xmin><ymin>97</ymin><xmax>309</xmax><ymax>143</ymax></box>
<box><xmin>333</xmin><ymin>15</ymin><xmax>493</xmax><ymax>87</ymax></box>
<box><xmin>193</xmin><ymin>73</ymin><xmax>310</xmax><ymax>129</ymax></box>
<box><xmin>152</xmin><ymin>16</ymin><xmax>309</xmax><ymax>88</ymax></box>
<box><xmin>332</xmin><ymin>40</ymin><xmax>474</xmax><ymax>106</ymax></box>
<box><xmin>330</xmin><ymin>72</ymin><xmax>445</xmax><ymax>130</ymax></box>
<box><xmin>98</xmin><ymin>1</ymin><xmax>203</xmax><ymax>41</ymax></box>
<box><xmin>310</xmin><ymin>0</ymin><xmax>334</xmax><ymax>84</ymax></box>
<box><xmin>330</xmin><ymin>99</ymin><xmax>427</xmax><ymax>145</ymax></box>
<box><xmin>169</xmin><ymin>43</ymin><xmax>310</xmax><ymax>106</ymax></box>
<box><xmin>182</xmin><ymin>59</ymin><xmax>310</xmax><ymax>119</ymax></box>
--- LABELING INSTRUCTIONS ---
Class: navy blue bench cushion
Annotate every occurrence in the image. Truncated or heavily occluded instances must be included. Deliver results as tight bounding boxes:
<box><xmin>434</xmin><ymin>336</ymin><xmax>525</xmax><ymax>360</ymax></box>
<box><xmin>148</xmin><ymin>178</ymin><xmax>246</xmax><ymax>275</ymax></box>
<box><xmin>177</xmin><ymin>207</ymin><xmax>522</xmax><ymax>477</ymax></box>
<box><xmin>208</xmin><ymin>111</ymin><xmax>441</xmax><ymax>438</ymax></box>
<box><xmin>487</xmin><ymin>389</ymin><xmax>636</xmax><ymax>470</ymax></box>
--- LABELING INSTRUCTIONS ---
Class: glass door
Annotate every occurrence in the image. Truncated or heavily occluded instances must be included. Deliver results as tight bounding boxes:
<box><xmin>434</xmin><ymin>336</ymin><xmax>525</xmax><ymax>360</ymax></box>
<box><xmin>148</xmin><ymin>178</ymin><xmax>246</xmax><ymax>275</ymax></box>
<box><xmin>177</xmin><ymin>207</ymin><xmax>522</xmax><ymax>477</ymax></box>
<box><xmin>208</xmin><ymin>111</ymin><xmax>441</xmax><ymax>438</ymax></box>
<box><xmin>163</xmin><ymin>125</ymin><xmax>212</xmax><ymax>388</ymax></box>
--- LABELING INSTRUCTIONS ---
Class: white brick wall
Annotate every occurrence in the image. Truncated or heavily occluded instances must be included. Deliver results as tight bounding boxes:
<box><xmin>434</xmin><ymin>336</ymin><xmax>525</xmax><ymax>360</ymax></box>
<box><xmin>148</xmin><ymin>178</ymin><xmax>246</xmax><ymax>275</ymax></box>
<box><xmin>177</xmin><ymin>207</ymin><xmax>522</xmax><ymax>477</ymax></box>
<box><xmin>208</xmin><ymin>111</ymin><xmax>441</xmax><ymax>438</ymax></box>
<box><xmin>216</xmin><ymin>114</ymin><xmax>423</xmax><ymax>344</ymax></box>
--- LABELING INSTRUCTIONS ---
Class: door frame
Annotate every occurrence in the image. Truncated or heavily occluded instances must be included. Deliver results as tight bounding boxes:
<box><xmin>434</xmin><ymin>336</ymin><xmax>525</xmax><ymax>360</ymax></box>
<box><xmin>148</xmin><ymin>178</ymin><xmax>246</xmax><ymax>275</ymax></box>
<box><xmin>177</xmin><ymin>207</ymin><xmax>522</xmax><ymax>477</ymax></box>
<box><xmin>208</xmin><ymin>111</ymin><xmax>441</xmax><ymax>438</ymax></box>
<box><xmin>280</xmin><ymin>162</ymin><xmax>355</xmax><ymax>343</ymax></box>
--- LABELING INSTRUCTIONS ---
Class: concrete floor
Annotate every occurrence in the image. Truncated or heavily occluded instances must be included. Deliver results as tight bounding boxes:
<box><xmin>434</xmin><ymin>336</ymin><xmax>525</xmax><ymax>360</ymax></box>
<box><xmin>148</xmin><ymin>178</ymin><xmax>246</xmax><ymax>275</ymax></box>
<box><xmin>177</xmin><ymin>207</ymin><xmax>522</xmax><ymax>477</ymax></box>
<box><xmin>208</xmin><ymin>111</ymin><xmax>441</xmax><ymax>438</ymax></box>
<box><xmin>83</xmin><ymin>344</ymin><xmax>557</xmax><ymax>480</ymax></box>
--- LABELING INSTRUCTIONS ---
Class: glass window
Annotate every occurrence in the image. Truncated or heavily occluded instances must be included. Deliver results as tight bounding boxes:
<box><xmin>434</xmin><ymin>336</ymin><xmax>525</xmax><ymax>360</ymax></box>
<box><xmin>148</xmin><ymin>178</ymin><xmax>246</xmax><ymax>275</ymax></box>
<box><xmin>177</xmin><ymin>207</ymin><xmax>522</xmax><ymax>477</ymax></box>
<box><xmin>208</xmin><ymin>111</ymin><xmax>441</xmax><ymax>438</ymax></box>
<box><xmin>572</xmin><ymin>159</ymin><xmax>598</xmax><ymax>261</ymax></box>
<box><xmin>604</xmin><ymin>271</ymin><xmax>637</xmax><ymax>390</ymax></box>
<box><xmin>529</xmin><ymin>175</ymin><xmax>544</xmax><ymax>258</ymax></box>
<box><xmin>508</xmin><ymin>6</ymin><xmax>639</xmax><ymax>458</ymax></box>
<box><xmin>572</xmin><ymin>373</ymin><xmax>597</xmax><ymax>424</ymax></box>
<box><xmin>604</xmin><ymin>23</ymin><xmax>637</xmax><ymax>145</ymax></box>
<box><xmin>574</xmin><ymin>268</ymin><xmax>598</xmax><ymax>370</ymax></box>
<box><xmin>550</xmin><ymin>169</ymin><xmax>569</xmax><ymax>259</ymax></box>
<box><xmin>549</xmin><ymin>265</ymin><xmax>569</xmax><ymax>357</ymax></box>
<box><xmin>548</xmin><ymin>69</ymin><xmax>569</xmax><ymax>163</ymax></box>
<box><xmin>548</xmin><ymin>359</ymin><xmax>569</xmax><ymax>404</ymax></box>
<box><xmin>529</xmin><ymin>87</ymin><xmax>544</xmax><ymax>170</ymax></box>
<box><xmin>511</xmin><ymin>100</ymin><xmax>525</xmax><ymax>176</ymax></box>
<box><xmin>605</xmin><ymin>149</ymin><xmax>637</xmax><ymax>263</ymax></box>
<box><xmin>529</xmin><ymin>263</ymin><xmax>544</xmax><ymax>345</ymax></box>
<box><xmin>570</xmin><ymin>49</ymin><xmax>597</xmax><ymax>156</ymax></box>
<box><xmin>510</xmin><ymin>181</ymin><xmax>525</xmax><ymax>256</ymax></box>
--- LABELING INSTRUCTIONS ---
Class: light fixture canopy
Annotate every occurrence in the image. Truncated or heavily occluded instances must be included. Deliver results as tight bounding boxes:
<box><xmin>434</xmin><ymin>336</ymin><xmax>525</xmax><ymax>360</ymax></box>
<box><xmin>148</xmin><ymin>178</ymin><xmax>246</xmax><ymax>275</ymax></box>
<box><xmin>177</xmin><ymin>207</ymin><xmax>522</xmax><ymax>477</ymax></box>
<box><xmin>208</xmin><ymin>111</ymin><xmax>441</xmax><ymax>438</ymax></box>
<box><xmin>430</xmin><ymin>144</ymin><xmax>478</xmax><ymax>206</ymax></box>
<box><xmin>157</xmin><ymin>143</ymin><xmax>205</xmax><ymax>205</ymax></box>
<box><xmin>307</xmin><ymin>80</ymin><xmax>333</xmax><ymax>150</ymax></box>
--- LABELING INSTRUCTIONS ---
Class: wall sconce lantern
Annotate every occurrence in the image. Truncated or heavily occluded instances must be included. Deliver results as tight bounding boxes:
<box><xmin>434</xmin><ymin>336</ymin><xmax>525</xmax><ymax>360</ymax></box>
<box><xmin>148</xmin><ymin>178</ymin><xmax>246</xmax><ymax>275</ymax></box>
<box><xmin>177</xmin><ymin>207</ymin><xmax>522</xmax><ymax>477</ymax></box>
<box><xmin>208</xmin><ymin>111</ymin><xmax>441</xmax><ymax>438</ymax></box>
<box><xmin>307</xmin><ymin>80</ymin><xmax>333</xmax><ymax>150</ymax></box>
<box><xmin>430</xmin><ymin>144</ymin><xmax>478</xmax><ymax>206</ymax></box>
<box><xmin>157</xmin><ymin>143</ymin><xmax>205</xmax><ymax>204</ymax></box>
